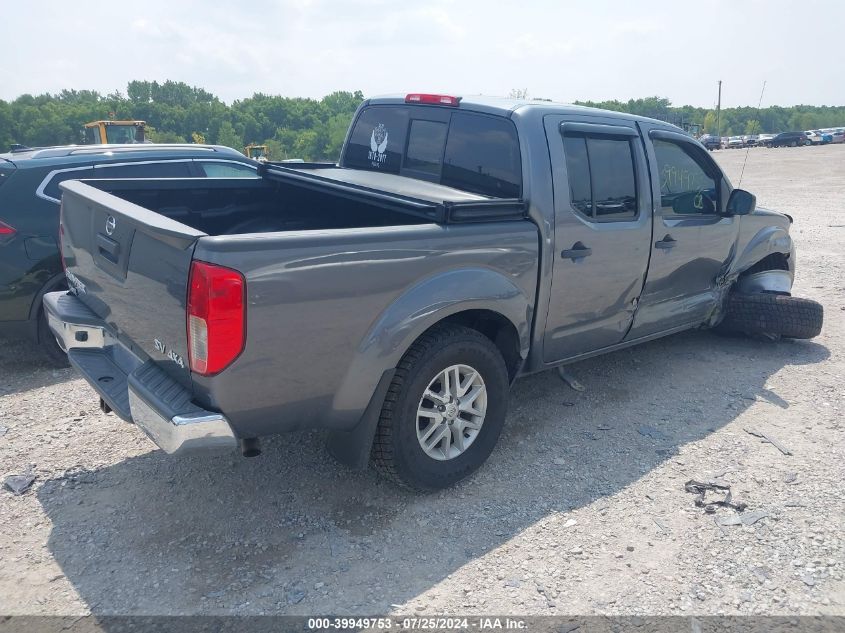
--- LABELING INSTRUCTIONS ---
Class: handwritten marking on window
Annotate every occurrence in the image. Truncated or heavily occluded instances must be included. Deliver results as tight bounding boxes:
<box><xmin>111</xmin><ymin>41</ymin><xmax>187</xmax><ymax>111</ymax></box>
<box><xmin>661</xmin><ymin>163</ymin><xmax>702</xmax><ymax>193</ymax></box>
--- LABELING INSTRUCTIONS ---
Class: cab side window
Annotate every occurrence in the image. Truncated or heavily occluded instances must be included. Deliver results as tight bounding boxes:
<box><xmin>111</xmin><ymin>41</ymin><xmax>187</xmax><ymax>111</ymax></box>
<box><xmin>652</xmin><ymin>139</ymin><xmax>719</xmax><ymax>215</ymax></box>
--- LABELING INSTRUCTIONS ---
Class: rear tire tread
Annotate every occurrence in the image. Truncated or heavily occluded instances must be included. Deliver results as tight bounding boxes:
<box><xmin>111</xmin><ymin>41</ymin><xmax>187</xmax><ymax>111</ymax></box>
<box><xmin>371</xmin><ymin>324</ymin><xmax>503</xmax><ymax>491</ymax></box>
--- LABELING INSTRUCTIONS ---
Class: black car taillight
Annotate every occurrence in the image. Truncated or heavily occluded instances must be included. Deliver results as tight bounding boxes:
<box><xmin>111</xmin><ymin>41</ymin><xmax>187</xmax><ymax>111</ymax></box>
<box><xmin>0</xmin><ymin>218</ymin><xmax>16</xmax><ymax>245</ymax></box>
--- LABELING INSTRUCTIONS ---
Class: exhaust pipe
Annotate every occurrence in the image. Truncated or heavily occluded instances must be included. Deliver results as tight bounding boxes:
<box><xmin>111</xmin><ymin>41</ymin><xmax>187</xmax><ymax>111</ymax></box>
<box><xmin>239</xmin><ymin>438</ymin><xmax>261</xmax><ymax>458</ymax></box>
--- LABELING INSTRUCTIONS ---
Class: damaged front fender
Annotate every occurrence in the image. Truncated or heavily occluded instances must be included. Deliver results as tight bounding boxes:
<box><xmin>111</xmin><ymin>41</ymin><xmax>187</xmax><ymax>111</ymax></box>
<box><xmin>707</xmin><ymin>210</ymin><xmax>795</xmax><ymax>326</ymax></box>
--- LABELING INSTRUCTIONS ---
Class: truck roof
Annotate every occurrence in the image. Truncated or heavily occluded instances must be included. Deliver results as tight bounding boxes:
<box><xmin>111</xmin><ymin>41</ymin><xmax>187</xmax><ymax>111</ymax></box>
<box><xmin>366</xmin><ymin>94</ymin><xmax>684</xmax><ymax>131</ymax></box>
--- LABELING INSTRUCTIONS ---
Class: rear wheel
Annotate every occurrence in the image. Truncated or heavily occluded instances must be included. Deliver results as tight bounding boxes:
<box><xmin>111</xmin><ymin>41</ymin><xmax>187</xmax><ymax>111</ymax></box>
<box><xmin>371</xmin><ymin>324</ymin><xmax>509</xmax><ymax>491</ymax></box>
<box><xmin>717</xmin><ymin>292</ymin><xmax>823</xmax><ymax>340</ymax></box>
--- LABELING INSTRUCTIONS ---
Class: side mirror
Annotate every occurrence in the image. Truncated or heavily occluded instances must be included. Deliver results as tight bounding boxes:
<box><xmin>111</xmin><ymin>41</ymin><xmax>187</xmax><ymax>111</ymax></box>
<box><xmin>726</xmin><ymin>189</ymin><xmax>756</xmax><ymax>216</ymax></box>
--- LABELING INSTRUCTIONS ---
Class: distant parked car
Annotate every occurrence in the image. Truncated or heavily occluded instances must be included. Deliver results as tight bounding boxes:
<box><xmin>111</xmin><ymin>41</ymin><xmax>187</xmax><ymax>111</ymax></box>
<box><xmin>804</xmin><ymin>131</ymin><xmax>825</xmax><ymax>145</ymax></box>
<box><xmin>828</xmin><ymin>129</ymin><xmax>845</xmax><ymax>144</ymax></box>
<box><xmin>764</xmin><ymin>132</ymin><xmax>808</xmax><ymax>148</ymax></box>
<box><xmin>742</xmin><ymin>135</ymin><xmax>758</xmax><ymax>147</ymax></box>
<box><xmin>757</xmin><ymin>133</ymin><xmax>776</xmax><ymax>146</ymax></box>
<box><xmin>727</xmin><ymin>136</ymin><xmax>745</xmax><ymax>149</ymax></box>
<box><xmin>814</xmin><ymin>130</ymin><xmax>832</xmax><ymax>144</ymax></box>
<box><xmin>698</xmin><ymin>134</ymin><xmax>721</xmax><ymax>150</ymax></box>
<box><xmin>0</xmin><ymin>143</ymin><xmax>259</xmax><ymax>363</ymax></box>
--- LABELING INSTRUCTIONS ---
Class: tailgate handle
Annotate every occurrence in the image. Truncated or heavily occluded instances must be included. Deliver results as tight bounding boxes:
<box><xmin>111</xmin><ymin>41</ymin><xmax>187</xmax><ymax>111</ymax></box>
<box><xmin>96</xmin><ymin>234</ymin><xmax>120</xmax><ymax>263</ymax></box>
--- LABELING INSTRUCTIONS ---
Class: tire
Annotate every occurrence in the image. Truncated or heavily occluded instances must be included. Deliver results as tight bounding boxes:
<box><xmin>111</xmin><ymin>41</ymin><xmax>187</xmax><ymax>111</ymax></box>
<box><xmin>37</xmin><ymin>309</ymin><xmax>70</xmax><ymax>367</ymax></box>
<box><xmin>371</xmin><ymin>324</ymin><xmax>510</xmax><ymax>491</ymax></box>
<box><xmin>717</xmin><ymin>293</ymin><xmax>823</xmax><ymax>340</ymax></box>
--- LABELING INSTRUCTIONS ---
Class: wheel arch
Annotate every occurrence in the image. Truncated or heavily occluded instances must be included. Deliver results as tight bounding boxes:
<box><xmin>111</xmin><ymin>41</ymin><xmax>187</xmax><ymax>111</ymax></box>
<box><xmin>326</xmin><ymin>268</ymin><xmax>533</xmax><ymax>469</ymax></box>
<box><xmin>369</xmin><ymin>266</ymin><xmax>527</xmax><ymax>356</ymax></box>
<box><xmin>435</xmin><ymin>308</ymin><xmax>523</xmax><ymax>382</ymax></box>
<box><xmin>728</xmin><ymin>223</ymin><xmax>795</xmax><ymax>289</ymax></box>
<box><xmin>335</xmin><ymin>267</ymin><xmax>532</xmax><ymax>410</ymax></box>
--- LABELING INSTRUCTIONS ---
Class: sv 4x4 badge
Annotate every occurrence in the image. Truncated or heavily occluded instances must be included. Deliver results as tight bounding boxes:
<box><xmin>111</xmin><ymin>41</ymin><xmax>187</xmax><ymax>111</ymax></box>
<box><xmin>154</xmin><ymin>338</ymin><xmax>185</xmax><ymax>368</ymax></box>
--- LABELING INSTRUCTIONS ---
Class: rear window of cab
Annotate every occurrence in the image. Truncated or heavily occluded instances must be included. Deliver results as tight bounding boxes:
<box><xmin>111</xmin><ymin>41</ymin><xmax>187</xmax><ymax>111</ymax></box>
<box><xmin>342</xmin><ymin>106</ymin><xmax>522</xmax><ymax>198</ymax></box>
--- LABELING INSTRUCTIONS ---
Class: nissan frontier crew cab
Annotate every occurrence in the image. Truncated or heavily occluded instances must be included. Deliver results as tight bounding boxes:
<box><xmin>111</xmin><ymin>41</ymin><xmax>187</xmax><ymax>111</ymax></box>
<box><xmin>45</xmin><ymin>93</ymin><xmax>823</xmax><ymax>491</ymax></box>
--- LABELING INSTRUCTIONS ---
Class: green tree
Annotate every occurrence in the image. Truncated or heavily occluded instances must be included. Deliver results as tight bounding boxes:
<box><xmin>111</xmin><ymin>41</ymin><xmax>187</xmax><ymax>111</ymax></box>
<box><xmin>146</xmin><ymin>125</ymin><xmax>186</xmax><ymax>143</ymax></box>
<box><xmin>215</xmin><ymin>120</ymin><xmax>242</xmax><ymax>150</ymax></box>
<box><xmin>744</xmin><ymin>119</ymin><xmax>761</xmax><ymax>135</ymax></box>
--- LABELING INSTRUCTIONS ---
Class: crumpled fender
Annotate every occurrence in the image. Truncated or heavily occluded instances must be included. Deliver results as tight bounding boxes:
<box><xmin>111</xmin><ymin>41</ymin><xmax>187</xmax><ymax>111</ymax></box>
<box><xmin>706</xmin><ymin>219</ymin><xmax>796</xmax><ymax>326</ymax></box>
<box><xmin>724</xmin><ymin>223</ymin><xmax>795</xmax><ymax>287</ymax></box>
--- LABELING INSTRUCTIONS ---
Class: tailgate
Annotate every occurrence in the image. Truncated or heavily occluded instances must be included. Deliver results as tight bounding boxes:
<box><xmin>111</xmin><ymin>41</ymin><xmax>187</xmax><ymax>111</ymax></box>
<box><xmin>59</xmin><ymin>180</ymin><xmax>204</xmax><ymax>387</ymax></box>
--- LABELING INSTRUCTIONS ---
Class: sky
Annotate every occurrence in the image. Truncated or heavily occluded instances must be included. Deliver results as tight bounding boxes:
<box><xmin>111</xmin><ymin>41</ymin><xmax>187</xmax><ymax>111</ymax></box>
<box><xmin>2</xmin><ymin>0</ymin><xmax>843</xmax><ymax>108</ymax></box>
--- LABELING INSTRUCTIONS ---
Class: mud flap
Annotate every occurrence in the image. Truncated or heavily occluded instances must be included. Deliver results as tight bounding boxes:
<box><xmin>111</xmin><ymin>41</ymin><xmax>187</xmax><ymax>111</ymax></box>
<box><xmin>326</xmin><ymin>369</ymin><xmax>395</xmax><ymax>470</ymax></box>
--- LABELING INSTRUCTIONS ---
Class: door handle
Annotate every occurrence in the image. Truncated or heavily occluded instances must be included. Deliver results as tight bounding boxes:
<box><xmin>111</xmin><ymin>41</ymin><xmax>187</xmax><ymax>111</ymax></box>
<box><xmin>654</xmin><ymin>235</ymin><xmax>677</xmax><ymax>250</ymax></box>
<box><xmin>561</xmin><ymin>242</ymin><xmax>592</xmax><ymax>260</ymax></box>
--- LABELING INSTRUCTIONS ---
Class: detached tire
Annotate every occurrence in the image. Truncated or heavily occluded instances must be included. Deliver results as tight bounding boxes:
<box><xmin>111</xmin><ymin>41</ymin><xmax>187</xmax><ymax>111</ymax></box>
<box><xmin>371</xmin><ymin>324</ymin><xmax>509</xmax><ymax>491</ymax></box>
<box><xmin>718</xmin><ymin>293</ymin><xmax>823</xmax><ymax>339</ymax></box>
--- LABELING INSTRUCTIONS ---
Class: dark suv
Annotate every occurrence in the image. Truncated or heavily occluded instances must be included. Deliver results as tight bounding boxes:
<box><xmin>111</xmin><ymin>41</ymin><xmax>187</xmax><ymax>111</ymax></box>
<box><xmin>764</xmin><ymin>132</ymin><xmax>808</xmax><ymax>148</ymax></box>
<box><xmin>0</xmin><ymin>144</ymin><xmax>258</xmax><ymax>363</ymax></box>
<box><xmin>697</xmin><ymin>134</ymin><xmax>722</xmax><ymax>151</ymax></box>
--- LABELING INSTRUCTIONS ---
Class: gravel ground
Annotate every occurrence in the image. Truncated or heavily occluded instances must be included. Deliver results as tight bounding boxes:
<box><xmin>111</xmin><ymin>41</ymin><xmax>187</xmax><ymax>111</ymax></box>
<box><xmin>0</xmin><ymin>145</ymin><xmax>843</xmax><ymax>616</ymax></box>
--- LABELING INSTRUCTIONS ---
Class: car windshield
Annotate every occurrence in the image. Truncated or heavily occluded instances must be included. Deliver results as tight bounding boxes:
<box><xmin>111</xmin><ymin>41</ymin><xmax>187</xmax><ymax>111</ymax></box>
<box><xmin>105</xmin><ymin>125</ymin><xmax>140</xmax><ymax>144</ymax></box>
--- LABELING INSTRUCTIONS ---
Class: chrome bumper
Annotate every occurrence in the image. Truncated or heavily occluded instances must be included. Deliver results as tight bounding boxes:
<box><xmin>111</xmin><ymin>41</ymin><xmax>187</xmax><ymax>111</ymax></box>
<box><xmin>43</xmin><ymin>292</ymin><xmax>237</xmax><ymax>455</ymax></box>
<box><xmin>127</xmin><ymin>391</ymin><xmax>238</xmax><ymax>454</ymax></box>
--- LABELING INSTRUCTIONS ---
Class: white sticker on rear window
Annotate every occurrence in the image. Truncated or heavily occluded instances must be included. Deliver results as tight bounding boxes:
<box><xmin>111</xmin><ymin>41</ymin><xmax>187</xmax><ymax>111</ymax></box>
<box><xmin>368</xmin><ymin>123</ymin><xmax>389</xmax><ymax>167</ymax></box>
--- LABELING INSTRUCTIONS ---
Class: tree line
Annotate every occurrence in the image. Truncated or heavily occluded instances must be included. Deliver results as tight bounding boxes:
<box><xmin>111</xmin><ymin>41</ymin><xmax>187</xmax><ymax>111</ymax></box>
<box><xmin>572</xmin><ymin>96</ymin><xmax>845</xmax><ymax>136</ymax></box>
<box><xmin>0</xmin><ymin>81</ymin><xmax>363</xmax><ymax>161</ymax></box>
<box><xmin>2</xmin><ymin>82</ymin><xmax>843</xmax><ymax>161</ymax></box>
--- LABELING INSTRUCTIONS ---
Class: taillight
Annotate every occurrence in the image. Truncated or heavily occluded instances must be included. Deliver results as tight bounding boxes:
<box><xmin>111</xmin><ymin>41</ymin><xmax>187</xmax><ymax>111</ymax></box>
<box><xmin>405</xmin><ymin>93</ymin><xmax>460</xmax><ymax>106</ymax></box>
<box><xmin>187</xmin><ymin>261</ymin><xmax>245</xmax><ymax>376</ymax></box>
<box><xmin>0</xmin><ymin>218</ymin><xmax>15</xmax><ymax>244</ymax></box>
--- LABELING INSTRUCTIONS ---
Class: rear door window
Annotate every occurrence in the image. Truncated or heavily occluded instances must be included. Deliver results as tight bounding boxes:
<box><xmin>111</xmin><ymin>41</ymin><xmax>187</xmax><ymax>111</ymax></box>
<box><xmin>588</xmin><ymin>137</ymin><xmax>637</xmax><ymax>219</ymax></box>
<box><xmin>94</xmin><ymin>161</ymin><xmax>193</xmax><ymax>178</ymax></box>
<box><xmin>562</xmin><ymin>133</ymin><xmax>638</xmax><ymax>221</ymax></box>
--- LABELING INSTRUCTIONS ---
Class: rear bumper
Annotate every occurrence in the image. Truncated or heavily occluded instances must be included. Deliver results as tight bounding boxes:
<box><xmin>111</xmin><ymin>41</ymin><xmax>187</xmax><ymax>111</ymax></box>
<box><xmin>43</xmin><ymin>291</ymin><xmax>237</xmax><ymax>454</ymax></box>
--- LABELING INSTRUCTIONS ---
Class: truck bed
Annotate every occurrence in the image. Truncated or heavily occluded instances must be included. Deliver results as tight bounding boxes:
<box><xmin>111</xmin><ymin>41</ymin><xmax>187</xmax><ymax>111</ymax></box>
<box><xmin>80</xmin><ymin>164</ymin><xmax>527</xmax><ymax>237</ymax></box>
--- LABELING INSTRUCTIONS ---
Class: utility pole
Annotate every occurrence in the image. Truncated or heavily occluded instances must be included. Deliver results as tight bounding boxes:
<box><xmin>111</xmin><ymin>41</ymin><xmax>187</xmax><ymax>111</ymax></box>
<box><xmin>716</xmin><ymin>80</ymin><xmax>722</xmax><ymax>139</ymax></box>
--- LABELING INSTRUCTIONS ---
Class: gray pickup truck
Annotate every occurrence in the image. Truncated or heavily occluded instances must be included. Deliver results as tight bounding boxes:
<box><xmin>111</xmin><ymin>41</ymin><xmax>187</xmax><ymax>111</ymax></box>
<box><xmin>45</xmin><ymin>94</ymin><xmax>823</xmax><ymax>490</ymax></box>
